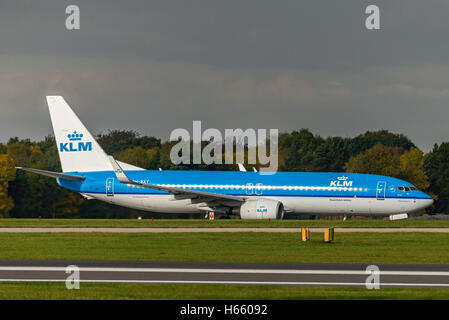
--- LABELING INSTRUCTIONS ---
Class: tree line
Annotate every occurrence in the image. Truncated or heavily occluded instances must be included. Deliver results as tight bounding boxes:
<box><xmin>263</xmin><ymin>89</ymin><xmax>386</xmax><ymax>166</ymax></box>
<box><xmin>0</xmin><ymin>129</ymin><xmax>448</xmax><ymax>218</ymax></box>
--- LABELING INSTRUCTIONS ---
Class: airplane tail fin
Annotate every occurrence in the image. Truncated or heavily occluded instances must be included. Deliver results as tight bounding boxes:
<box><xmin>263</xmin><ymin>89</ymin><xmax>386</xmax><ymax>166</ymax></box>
<box><xmin>46</xmin><ymin>96</ymin><xmax>113</xmax><ymax>173</ymax></box>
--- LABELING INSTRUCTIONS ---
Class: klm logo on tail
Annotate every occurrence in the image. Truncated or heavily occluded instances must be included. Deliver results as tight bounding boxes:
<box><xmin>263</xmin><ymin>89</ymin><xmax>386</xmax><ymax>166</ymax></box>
<box><xmin>60</xmin><ymin>131</ymin><xmax>92</xmax><ymax>152</ymax></box>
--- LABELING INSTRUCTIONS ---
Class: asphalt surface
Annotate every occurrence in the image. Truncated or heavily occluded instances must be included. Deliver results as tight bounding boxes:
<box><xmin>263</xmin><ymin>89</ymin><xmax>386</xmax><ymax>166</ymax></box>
<box><xmin>0</xmin><ymin>227</ymin><xmax>449</xmax><ymax>233</ymax></box>
<box><xmin>1</xmin><ymin>260</ymin><xmax>449</xmax><ymax>288</ymax></box>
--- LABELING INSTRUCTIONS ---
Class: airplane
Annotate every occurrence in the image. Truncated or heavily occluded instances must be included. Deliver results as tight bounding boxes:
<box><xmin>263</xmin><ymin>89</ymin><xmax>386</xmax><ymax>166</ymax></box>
<box><xmin>16</xmin><ymin>96</ymin><xmax>434</xmax><ymax>220</ymax></box>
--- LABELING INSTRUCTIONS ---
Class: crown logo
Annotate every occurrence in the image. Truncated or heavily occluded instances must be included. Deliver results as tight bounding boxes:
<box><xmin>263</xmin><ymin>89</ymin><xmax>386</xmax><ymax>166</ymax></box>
<box><xmin>337</xmin><ymin>176</ymin><xmax>348</xmax><ymax>181</ymax></box>
<box><xmin>67</xmin><ymin>131</ymin><xmax>84</xmax><ymax>141</ymax></box>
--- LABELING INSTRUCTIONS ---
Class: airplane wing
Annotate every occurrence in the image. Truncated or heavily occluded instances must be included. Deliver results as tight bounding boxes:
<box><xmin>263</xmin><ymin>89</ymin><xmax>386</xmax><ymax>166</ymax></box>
<box><xmin>108</xmin><ymin>157</ymin><xmax>245</xmax><ymax>212</ymax></box>
<box><xmin>15</xmin><ymin>167</ymin><xmax>86</xmax><ymax>181</ymax></box>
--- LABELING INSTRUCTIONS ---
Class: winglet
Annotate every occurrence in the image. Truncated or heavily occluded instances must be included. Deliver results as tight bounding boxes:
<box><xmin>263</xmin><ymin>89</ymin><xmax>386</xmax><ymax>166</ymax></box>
<box><xmin>108</xmin><ymin>156</ymin><xmax>133</xmax><ymax>184</ymax></box>
<box><xmin>237</xmin><ymin>163</ymin><xmax>247</xmax><ymax>172</ymax></box>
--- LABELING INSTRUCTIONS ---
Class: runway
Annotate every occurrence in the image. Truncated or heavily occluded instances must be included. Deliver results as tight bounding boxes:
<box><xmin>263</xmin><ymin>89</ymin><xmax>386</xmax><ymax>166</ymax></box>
<box><xmin>1</xmin><ymin>260</ymin><xmax>449</xmax><ymax>288</ymax></box>
<box><xmin>0</xmin><ymin>227</ymin><xmax>449</xmax><ymax>233</ymax></box>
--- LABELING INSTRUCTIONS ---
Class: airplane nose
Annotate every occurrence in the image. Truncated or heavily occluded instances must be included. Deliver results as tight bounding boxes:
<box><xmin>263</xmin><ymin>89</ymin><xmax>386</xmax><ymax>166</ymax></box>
<box><xmin>424</xmin><ymin>198</ymin><xmax>433</xmax><ymax>207</ymax></box>
<box><xmin>411</xmin><ymin>191</ymin><xmax>433</xmax><ymax>211</ymax></box>
<box><xmin>419</xmin><ymin>195</ymin><xmax>434</xmax><ymax>210</ymax></box>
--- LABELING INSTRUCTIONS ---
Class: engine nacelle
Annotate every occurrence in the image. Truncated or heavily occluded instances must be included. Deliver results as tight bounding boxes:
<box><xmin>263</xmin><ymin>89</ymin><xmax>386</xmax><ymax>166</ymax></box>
<box><xmin>236</xmin><ymin>199</ymin><xmax>285</xmax><ymax>220</ymax></box>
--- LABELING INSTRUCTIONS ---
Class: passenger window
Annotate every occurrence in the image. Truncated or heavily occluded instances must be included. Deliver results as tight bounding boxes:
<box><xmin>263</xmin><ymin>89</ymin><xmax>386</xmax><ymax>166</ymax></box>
<box><xmin>404</xmin><ymin>187</ymin><xmax>410</xmax><ymax>192</ymax></box>
<box><xmin>398</xmin><ymin>186</ymin><xmax>404</xmax><ymax>191</ymax></box>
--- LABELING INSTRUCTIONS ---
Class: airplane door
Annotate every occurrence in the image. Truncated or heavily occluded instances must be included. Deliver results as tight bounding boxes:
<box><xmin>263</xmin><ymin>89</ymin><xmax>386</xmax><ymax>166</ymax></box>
<box><xmin>106</xmin><ymin>178</ymin><xmax>114</xmax><ymax>197</ymax></box>
<box><xmin>255</xmin><ymin>183</ymin><xmax>263</xmax><ymax>196</ymax></box>
<box><xmin>376</xmin><ymin>181</ymin><xmax>386</xmax><ymax>200</ymax></box>
<box><xmin>246</xmin><ymin>183</ymin><xmax>254</xmax><ymax>195</ymax></box>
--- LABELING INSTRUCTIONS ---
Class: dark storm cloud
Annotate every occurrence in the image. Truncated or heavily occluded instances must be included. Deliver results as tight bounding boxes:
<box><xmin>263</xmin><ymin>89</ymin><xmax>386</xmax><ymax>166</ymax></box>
<box><xmin>1</xmin><ymin>0</ymin><xmax>449</xmax><ymax>151</ymax></box>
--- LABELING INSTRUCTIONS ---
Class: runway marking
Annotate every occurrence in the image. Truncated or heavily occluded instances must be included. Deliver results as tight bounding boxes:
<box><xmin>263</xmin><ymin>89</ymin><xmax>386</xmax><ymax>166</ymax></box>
<box><xmin>2</xmin><ymin>266</ymin><xmax>449</xmax><ymax>276</ymax></box>
<box><xmin>1</xmin><ymin>279</ymin><xmax>449</xmax><ymax>287</ymax></box>
<box><xmin>0</xmin><ymin>227</ymin><xmax>449</xmax><ymax>233</ymax></box>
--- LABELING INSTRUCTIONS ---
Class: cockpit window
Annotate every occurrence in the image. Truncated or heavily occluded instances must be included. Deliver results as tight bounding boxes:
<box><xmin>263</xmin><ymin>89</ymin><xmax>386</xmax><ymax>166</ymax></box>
<box><xmin>398</xmin><ymin>186</ymin><xmax>417</xmax><ymax>192</ymax></box>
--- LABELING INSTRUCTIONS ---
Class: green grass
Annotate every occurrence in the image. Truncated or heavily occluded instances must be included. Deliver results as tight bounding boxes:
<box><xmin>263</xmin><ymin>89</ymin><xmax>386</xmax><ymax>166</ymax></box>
<box><xmin>0</xmin><ymin>282</ymin><xmax>448</xmax><ymax>299</ymax></box>
<box><xmin>1</xmin><ymin>218</ymin><xmax>449</xmax><ymax>228</ymax></box>
<box><xmin>2</xmin><ymin>232</ymin><xmax>449</xmax><ymax>300</ymax></box>
<box><xmin>1</xmin><ymin>232</ymin><xmax>449</xmax><ymax>264</ymax></box>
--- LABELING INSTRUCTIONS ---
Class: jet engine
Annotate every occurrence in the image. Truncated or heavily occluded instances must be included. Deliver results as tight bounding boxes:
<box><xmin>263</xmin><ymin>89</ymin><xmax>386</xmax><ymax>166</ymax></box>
<box><xmin>235</xmin><ymin>199</ymin><xmax>285</xmax><ymax>220</ymax></box>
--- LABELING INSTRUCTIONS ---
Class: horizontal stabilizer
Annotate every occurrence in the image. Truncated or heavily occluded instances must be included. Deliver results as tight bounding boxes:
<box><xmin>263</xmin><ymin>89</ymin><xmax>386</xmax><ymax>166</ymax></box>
<box><xmin>16</xmin><ymin>167</ymin><xmax>85</xmax><ymax>181</ymax></box>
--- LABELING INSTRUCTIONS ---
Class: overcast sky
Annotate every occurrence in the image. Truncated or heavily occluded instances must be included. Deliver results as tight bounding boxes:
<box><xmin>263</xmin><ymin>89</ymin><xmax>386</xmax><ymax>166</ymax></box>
<box><xmin>1</xmin><ymin>0</ymin><xmax>449</xmax><ymax>151</ymax></box>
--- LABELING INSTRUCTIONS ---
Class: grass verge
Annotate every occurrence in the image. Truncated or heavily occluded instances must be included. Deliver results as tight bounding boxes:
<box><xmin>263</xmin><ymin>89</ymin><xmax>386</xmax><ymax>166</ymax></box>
<box><xmin>0</xmin><ymin>282</ymin><xmax>448</xmax><ymax>299</ymax></box>
<box><xmin>0</xmin><ymin>218</ymin><xmax>449</xmax><ymax>228</ymax></box>
<box><xmin>0</xmin><ymin>232</ymin><xmax>449</xmax><ymax>264</ymax></box>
